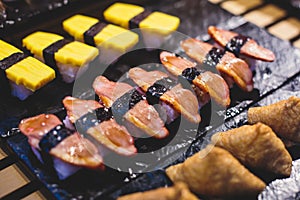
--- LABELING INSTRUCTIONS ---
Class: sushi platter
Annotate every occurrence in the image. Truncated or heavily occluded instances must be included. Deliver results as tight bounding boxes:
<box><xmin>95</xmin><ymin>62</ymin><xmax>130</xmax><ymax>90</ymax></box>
<box><xmin>1</xmin><ymin>0</ymin><xmax>300</xmax><ymax>199</ymax></box>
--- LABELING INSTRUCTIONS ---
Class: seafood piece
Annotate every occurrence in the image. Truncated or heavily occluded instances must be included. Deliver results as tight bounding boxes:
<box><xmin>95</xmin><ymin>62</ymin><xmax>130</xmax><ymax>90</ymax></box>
<box><xmin>103</xmin><ymin>2</ymin><xmax>180</xmax><ymax>48</ymax></box>
<box><xmin>0</xmin><ymin>39</ymin><xmax>55</xmax><ymax>100</ymax></box>
<box><xmin>117</xmin><ymin>182</ymin><xmax>198</xmax><ymax>200</ymax></box>
<box><xmin>180</xmin><ymin>38</ymin><xmax>253</xmax><ymax>92</ymax></box>
<box><xmin>208</xmin><ymin>26</ymin><xmax>275</xmax><ymax>62</ymax></box>
<box><xmin>248</xmin><ymin>96</ymin><xmax>300</xmax><ymax>143</ymax></box>
<box><xmin>211</xmin><ymin>123</ymin><xmax>292</xmax><ymax>177</ymax></box>
<box><xmin>62</xmin><ymin>14</ymin><xmax>139</xmax><ymax>63</ymax></box>
<box><xmin>128</xmin><ymin>67</ymin><xmax>201</xmax><ymax>124</ymax></box>
<box><xmin>22</xmin><ymin>31</ymin><xmax>99</xmax><ymax>83</ymax></box>
<box><xmin>93</xmin><ymin>76</ymin><xmax>169</xmax><ymax>138</ymax></box>
<box><xmin>19</xmin><ymin>114</ymin><xmax>103</xmax><ymax>179</ymax></box>
<box><xmin>63</xmin><ymin>96</ymin><xmax>136</xmax><ymax>156</ymax></box>
<box><xmin>160</xmin><ymin>51</ymin><xmax>230</xmax><ymax>107</ymax></box>
<box><xmin>166</xmin><ymin>145</ymin><xmax>266</xmax><ymax>198</ymax></box>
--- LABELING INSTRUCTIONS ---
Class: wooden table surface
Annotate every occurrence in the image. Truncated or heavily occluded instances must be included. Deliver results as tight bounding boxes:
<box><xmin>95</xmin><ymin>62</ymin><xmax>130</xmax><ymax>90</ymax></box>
<box><xmin>0</xmin><ymin>0</ymin><xmax>300</xmax><ymax>199</ymax></box>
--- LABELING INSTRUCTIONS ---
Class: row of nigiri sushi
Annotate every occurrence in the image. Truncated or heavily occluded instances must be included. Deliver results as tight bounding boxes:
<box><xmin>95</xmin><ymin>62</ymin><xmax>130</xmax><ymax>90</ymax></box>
<box><xmin>18</xmin><ymin>58</ymin><xmax>292</xmax><ymax>181</ymax></box>
<box><xmin>117</xmin><ymin>96</ymin><xmax>300</xmax><ymax>200</ymax></box>
<box><xmin>18</xmin><ymin>69</ymin><xmax>198</xmax><ymax>179</ymax></box>
<box><xmin>0</xmin><ymin>2</ymin><xmax>180</xmax><ymax>100</ymax></box>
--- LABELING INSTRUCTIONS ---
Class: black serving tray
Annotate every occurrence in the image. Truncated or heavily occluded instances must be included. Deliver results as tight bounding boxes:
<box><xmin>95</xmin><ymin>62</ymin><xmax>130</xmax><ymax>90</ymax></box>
<box><xmin>1</xmin><ymin>0</ymin><xmax>300</xmax><ymax>199</ymax></box>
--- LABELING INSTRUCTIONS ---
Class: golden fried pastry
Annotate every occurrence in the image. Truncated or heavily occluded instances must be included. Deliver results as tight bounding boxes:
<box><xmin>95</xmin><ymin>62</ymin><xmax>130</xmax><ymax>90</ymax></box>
<box><xmin>248</xmin><ymin>96</ymin><xmax>300</xmax><ymax>143</ymax></box>
<box><xmin>117</xmin><ymin>182</ymin><xmax>198</xmax><ymax>200</ymax></box>
<box><xmin>211</xmin><ymin>123</ymin><xmax>292</xmax><ymax>177</ymax></box>
<box><xmin>166</xmin><ymin>145</ymin><xmax>266</xmax><ymax>198</ymax></box>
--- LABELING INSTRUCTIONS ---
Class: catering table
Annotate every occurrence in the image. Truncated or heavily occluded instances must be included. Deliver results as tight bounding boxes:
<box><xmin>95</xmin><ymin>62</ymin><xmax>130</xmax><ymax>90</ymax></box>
<box><xmin>0</xmin><ymin>0</ymin><xmax>300</xmax><ymax>199</ymax></box>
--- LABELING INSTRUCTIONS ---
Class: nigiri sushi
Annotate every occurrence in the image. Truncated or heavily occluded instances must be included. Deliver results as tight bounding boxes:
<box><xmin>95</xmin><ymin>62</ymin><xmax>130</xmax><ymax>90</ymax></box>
<box><xmin>63</xmin><ymin>96</ymin><xmax>137</xmax><ymax>156</ymax></box>
<box><xmin>22</xmin><ymin>31</ymin><xmax>99</xmax><ymax>83</ymax></box>
<box><xmin>62</xmin><ymin>14</ymin><xmax>139</xmax><ymax>63</ymax></box>
<box><xmin>160</xmin><ymin>51</ymin><xmax>231</xmax><ymax>107</ymax></box>
<box><xmin>103</xmin><ymin>2</ymin><xmax>180</xmax><ymax>48</ymax></box>
<box><xmin>0</xmin><ymin>39</ymin><xmax>55</xmax><ymax>100</ymax></box>
<box><xmin>19</xmin><ymin>114</ymin><xmax>103</xmax><ymax>180</ymax></box>
<box><xmin>128</xmin><ymin>67</ymin><xmax>201</xmax><ymax>124</ymax></box>
<box><xmin>208</xmin><ymin>26</ymin><xmax>275</xmax><ymax>62</ymax></box>
<box><xmin>92</xmin><ymin>76</ymin><xmax>169</xmax><ymax>138</ymax></box>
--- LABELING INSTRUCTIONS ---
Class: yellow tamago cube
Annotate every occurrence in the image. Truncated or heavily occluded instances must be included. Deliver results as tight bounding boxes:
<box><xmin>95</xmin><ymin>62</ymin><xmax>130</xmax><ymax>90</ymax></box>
<box><xmin>23</xmin><ymin>31</ymin><xmax>99</xmax><ymax>67</ymax></box>
<box><xmin>6</xmin><ymin>57</ymin><xmax>55</xmax><ymax>92</ymax></box>
<box><xmin>140</xmin><ymin>12</ymin><xmax>180</xmax><ymax>35</ymax></box>
<box><xmin>0</xmin><ymin>40</ymin><xmax>22</xmax><ymax>60</ymax></box>
<box><xmin>55</xmin><ymin>41</ymin><xmax>99</xmax><ymax>67</ymax></box>
<box><xmin>22</xmin><ymin>31</ymin><xmax>63</xmax><ymax>59</ymax></box>
<box><xmin>62</xmin><ymin>14</ymin><xmax>99</xmax><ymax>42</ymax></box>
<box><xmin>103</xmin><ymin>2</ymin><xmax>180</xmax><ymax>35</ymax></box>
<box><xmin>62</xmin><ymin>14</ymin><xmax>139</xmax><ymax>52</ymax></box>
<box><xmin>103</xmin><ymin>2</ymin><xmax>144</xmax><ymax>29</ymax></box>
<box><xmin>94</xmin><ymin>24</ymin><xmax>138</xmax><ymax>52</ymax></box>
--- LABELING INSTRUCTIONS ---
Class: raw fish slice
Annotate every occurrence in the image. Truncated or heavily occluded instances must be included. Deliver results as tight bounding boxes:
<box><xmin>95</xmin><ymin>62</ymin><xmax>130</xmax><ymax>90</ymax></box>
<box><xmin>63</xmin><ymin>96</ymin><xmax>137</xmax><ymax>156</ymax></box>
<box><xmin>93</xmin><ymin>76</ymin><xmax>169</xmax><ymax>138</ymax></box>
<box><xmin>87</xmin><ymin>120</ymin><xmax>136</xmax><ymax>156</ymax></box>
<box><xmin>128</xmin><ymin>67</ymin><xmax>201</xmax><ymax>124</ymax></box>
<box><xmin>208</xmin><ymin>26</ymin><xmax>275</xmax><ymax>62</ymax></box>
<box><xmin>92</xmin><ymin>76</ymin><xmax>133</xmax><ymax>107</ymax></box>
<box><xmin>166</xmin><ymin>145</ymin><xmax>266</xmax><ymax>198</ymax></box>
<box><xmin>117</xmin><ymin>182</ymin><xmax>198</xmax><ymax>200</ymax></box>
<box><xmin>248</xmin><ymin>96</ymin><xmax>300</xmax><ymax>143</ymax></box>
<box><xmin>19</xmin><ymin>114</ymin><xmax>103</xmax><ymax>168</ymax></box>
<box><xmin>181</xmin><ymin>38</ymin><xmax>253</xmax><ymax>92</ymax></box>
<box><xmin>63</xmin><ymin>96</ymin><xmax>102</xmax><ymax>123</ymax></box>
<box><xmin>19</xmin><ymin>113</ymin><xmax>61</xmax><ymax>148</ymax></box>
<box><xmin>160</xmin><ymin>51</ymin><xmax>230</xmax><ymax>107</ymax></box>
<box><xmin>211</xmin><ymin>123</ymin><xmax>292</xmax><ymax>177</ymax></box>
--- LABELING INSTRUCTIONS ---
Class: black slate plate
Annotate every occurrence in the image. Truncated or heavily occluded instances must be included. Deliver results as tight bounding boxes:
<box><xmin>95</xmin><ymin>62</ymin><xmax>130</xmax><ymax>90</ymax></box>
<box><xmin>108</xmin><ymin>73</ymin><xmax>300</xmax><ymax>200</ymax></box>
<box><xmin>1</xmin><ymin>0</ymin><xmax>300</xmax><ymax>199</ymax></box>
